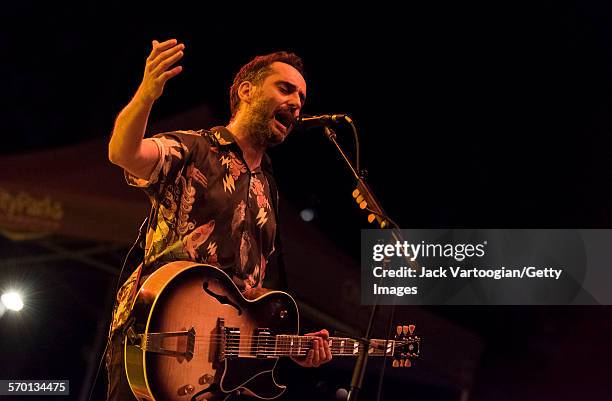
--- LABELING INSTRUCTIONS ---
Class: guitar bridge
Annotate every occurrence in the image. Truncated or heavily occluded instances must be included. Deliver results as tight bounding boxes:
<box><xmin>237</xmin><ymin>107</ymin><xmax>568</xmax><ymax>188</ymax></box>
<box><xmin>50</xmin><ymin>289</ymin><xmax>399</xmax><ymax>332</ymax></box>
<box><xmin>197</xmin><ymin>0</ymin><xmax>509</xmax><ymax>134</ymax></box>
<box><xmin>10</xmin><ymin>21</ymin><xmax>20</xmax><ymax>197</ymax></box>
<box><xmin>140</xmin><ymin>327</ymin><xmax>196</xmax><ymax>360</ymax></box>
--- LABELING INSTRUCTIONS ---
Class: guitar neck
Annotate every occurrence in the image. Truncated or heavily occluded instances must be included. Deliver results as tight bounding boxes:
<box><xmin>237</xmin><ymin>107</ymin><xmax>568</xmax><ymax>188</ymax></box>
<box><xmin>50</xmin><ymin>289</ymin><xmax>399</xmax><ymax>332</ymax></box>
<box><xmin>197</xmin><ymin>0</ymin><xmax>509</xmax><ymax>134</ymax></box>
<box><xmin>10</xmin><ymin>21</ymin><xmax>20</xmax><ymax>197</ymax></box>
<box><xmin>273</xmin><ymin>335</ymin><xmax>395</xmax><ymax>358</ymax></box>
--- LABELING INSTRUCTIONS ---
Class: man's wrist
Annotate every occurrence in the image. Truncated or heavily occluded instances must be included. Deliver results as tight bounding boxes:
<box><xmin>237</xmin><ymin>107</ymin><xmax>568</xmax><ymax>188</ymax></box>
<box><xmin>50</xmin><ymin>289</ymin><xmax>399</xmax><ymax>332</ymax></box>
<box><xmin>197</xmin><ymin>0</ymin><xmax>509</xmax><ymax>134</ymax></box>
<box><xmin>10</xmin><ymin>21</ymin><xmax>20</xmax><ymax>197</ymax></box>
<box><xmin>132</xmin><ymin>89</ymin><xmax>155</xmax><ymax>110</ymax></box>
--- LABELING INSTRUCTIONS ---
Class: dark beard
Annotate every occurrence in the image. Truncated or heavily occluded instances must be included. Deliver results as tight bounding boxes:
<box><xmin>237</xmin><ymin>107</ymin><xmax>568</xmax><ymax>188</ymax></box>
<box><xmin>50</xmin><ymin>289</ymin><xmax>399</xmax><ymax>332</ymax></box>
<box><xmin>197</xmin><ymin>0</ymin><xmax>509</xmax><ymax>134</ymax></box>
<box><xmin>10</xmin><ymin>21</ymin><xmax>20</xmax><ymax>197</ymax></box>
<box><xmin>245</xmin><ymin>95</ymin><xmax>284</xmax><ymax>148</ymax></box>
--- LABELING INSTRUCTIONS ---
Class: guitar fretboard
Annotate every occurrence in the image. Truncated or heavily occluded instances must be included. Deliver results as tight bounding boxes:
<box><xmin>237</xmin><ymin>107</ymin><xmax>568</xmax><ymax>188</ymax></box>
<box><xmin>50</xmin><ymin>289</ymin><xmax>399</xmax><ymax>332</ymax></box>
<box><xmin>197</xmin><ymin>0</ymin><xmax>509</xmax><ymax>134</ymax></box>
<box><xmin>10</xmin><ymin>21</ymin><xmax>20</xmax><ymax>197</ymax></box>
<box><xmin>273</xmin><ymin>335</ymin><xmax>395</xmax><ymax>357</ymax></box>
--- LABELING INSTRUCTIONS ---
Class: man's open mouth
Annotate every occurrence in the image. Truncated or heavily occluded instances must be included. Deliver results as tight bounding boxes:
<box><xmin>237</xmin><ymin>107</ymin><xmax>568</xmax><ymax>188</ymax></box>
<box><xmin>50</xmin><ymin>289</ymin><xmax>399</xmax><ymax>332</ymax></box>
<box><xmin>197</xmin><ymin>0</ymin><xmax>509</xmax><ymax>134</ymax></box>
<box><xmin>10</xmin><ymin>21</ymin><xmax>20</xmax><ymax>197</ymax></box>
<box><xmin>274</xmin><ymin>109</ymin><xmax>294</xmax><ymax>131</ymax></box>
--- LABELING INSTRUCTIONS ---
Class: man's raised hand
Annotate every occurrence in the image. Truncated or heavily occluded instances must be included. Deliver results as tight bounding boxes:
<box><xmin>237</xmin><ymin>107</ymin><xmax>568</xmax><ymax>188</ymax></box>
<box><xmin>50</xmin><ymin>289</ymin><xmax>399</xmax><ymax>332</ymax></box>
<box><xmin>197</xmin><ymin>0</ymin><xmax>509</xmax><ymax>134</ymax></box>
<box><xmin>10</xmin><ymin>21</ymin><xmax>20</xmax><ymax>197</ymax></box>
<box><xmin>107</xmin><ymin>39</ymin><xmax>184</xmax><ymax>177</ymax></box>
<box><xmin>135</xmin><ymin>39</ymin><xmax>184</xmax><ymax>105</ymax></box>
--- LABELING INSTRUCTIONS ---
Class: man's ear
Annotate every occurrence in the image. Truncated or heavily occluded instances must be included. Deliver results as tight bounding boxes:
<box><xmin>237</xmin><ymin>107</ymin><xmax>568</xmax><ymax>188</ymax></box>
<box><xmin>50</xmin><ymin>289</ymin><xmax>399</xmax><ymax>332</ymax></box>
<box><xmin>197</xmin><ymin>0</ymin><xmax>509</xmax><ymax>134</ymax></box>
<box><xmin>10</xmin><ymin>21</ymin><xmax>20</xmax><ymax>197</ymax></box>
<box><xmin>237</xmin><ymin>81</ymin><xmax>255</xmax><ymax>106</ymax></box>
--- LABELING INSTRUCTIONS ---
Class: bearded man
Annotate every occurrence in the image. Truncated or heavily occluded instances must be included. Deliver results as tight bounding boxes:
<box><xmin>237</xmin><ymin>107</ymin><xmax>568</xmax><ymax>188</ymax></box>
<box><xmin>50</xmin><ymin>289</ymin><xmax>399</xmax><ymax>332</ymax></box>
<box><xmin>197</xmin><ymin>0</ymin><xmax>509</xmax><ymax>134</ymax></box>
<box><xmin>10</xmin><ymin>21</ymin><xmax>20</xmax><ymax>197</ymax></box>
<box><xmin>106</xmin><ymin>39</ymin><xmax>331</xmax><ymax>401</ymax></box>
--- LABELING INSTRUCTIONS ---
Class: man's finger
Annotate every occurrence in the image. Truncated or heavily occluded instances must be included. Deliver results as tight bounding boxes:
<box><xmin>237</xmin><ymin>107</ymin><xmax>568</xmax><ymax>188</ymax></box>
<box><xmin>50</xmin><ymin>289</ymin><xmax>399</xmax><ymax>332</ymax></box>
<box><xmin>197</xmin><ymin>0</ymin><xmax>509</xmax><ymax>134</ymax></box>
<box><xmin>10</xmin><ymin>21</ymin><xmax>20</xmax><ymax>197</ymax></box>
<box><xmin>153</xmin><ymin>50</ymin><xmax>184</xmax><ymax>76</ymax></box>
<box><xmin>150</xmin><ymin>43</ymin><xmax>185</xmax><ymax>70</ymax></box>
<box><xmin>148</xmin><ymin>38</ymin><xmax>178</xmax><ymax>60</ymax></box>
<box><xmin>158</xmin><ymin>66</ymin><xmax>183</xmax><ymax>83</ymax></box>
<box><xmin>317</xmin><ymin>338</ymin><xmax>326</xmax><ymax>363</ymax></box>
<box><xmin>312</xmin><ymin>338</ymin><xmax>320</xmax><ymax>366</ymax></box>
<box><xmin>304</xmin><ymin>330</ymin><xmax>327</xmax><ymax>337</ymax></box>
<box><xmin>305</xmin><ymin>349</ymin><xmax>314</xmax><ymax>366</ymax></box>
<box><xmin>324</xmin><ymin>338</ymin><xmax>332</xmax><ymax>362</ymax></box>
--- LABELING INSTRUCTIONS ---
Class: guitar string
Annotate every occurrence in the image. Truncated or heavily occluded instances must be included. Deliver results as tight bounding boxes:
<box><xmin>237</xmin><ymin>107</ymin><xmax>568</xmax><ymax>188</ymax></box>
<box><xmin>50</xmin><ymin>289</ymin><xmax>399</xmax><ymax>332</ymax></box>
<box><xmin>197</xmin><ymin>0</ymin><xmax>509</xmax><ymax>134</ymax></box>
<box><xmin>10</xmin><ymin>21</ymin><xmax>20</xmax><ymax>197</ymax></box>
<box><xmin>141</xmin><ymin>333</ymin><xmax>413</xmax><ymax>345</ymax></box>
<box><xmin>147</xmin><ymin>336</ymin><xmax>401</xmax><ymax>355</ymax></box>
<box><xmin>144</xmin><ymin>341</ymin><xmax>409</xmax><ymax>356</ymax></box>
<box><xmin>191</xmin><ymin>341</ymin><xmax>403</xmax><ymax>350</ymax></box>
<box><xmin>190</xmin><ymin>341</ymin><xmax>396</xmax><ymax>350</ymax></box>
<box><xmin>150</xmin><ymin>335</ymin><xmax>410</xmax><ymax>348</ymax></box>
<box><xmin>182</xmin><ymin>342</ymin><xmax>403</xmax><ymax>356</ymax></box>
<box><xmin>183</xmin><ymin>334</ymin><xmax>417</xmax><ymax>344</ymax></box>
<box><xmin>141</xmin><ymin>332</ymin><xmax>414</xmax><ymax>341</ymax></box>
<box><xmin>141</xmin><ymin>333</ymin><xmax>412</xmax><ymax>355</ymax></box>
<box><xmin>190</xmin><ymin>339</ymin><xmax>413</xmax><ymax>346</ymax></box>
<box><xmin>190</xmin><ymin>346</ymin><xmax>396</xmax><ymax>356</ymax></box>
<box><xmin>189</xmin><ymin>337</ymin><xmax>412</xmax><ymax>348</ymax></box>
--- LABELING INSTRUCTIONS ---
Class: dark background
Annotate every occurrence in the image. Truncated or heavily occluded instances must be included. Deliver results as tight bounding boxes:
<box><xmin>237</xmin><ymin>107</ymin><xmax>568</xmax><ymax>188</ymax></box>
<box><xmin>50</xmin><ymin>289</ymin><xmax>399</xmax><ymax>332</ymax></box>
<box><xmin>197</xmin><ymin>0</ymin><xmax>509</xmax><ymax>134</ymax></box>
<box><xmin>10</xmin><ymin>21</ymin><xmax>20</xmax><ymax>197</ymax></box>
<box><xmin>1</xmin><ymin>1</ymin><xmax>612</xmax><ymax>400</ymax></box>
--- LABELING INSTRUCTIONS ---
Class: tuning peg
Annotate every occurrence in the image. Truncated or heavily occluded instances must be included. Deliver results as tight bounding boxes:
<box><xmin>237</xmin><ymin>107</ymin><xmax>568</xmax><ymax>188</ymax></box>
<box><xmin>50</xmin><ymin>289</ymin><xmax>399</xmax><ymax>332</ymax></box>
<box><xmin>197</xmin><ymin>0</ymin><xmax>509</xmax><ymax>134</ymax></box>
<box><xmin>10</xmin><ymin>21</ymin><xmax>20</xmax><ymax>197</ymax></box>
<box><xmin>367</xmin><ymin>214</ymin><xmax>376</xmax><ymax>223</ymax></box>
<box><xmin>402</xmin><ymin>326</ymin><xmax>409</xmax><ymax>335</ymax></box>
<box><xmin>408</xmin><ymin>325</ymin><xmax>415</xmax><ymax>335</ymax></box>
<box><xmin>392</xmin><ymin>359</ymin><xmax>400</xmax><ymax>368</ymax></box>
<box><xmin>352</xmin><ymin>189</ymin><xmax>360</xmax><ymax>198</ymax></box>
<box><xmin>359</xmin><ymin>200</ymin><xmax>368</xmax><ymax>210</ymax></box>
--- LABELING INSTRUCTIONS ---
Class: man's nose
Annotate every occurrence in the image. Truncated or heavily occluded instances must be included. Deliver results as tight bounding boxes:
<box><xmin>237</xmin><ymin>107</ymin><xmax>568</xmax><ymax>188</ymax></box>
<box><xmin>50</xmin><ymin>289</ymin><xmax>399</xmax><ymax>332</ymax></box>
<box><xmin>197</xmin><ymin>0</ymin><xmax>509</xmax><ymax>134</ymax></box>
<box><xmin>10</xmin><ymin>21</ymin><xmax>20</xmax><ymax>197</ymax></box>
<box><xmin>289</xmin><ymin>105</ymin><xmax>299</xmax><ymax>118</ymax></box>
<box><xmin>288</xmin><ymin>92</ymin><xmax>301</xmax><ymax>113</ymax></box>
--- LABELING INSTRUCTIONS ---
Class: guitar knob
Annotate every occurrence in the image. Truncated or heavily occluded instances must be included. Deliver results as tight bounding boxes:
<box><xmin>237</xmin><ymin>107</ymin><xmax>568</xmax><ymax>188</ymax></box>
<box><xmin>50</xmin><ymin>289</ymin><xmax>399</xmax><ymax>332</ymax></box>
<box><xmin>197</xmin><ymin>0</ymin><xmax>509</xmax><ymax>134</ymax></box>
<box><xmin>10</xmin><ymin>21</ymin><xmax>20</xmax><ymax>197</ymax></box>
<box><xmin>404</xmin><ymin>359</ymin><xmax>412</xmax><ymax>368</ymax></box>
<box><xmin>396</xmin><ymin>326</ymin><xmax>402</xmax><ymax>335</ymax></box>
<box><xmin>402</xmin><ymin>325</ymin><xmax>409</xmax><ymax>335</ymax></box>
<box><xmin>392</xmin><ymin>359</ymin><xmax>400</xmax><ymax>368</ymax></box>
<box><xmin>199</xmin><ymin>374</ymin><xmax>214</xmax><ymax>385</ymax></box>
<box><xmin>179</xmin><ymin>384</ymin><xmax>195</xmax><ymax>395</ymax></box>
<box><xmin>408</xmin><ymin>325</ymin><xmax>415</xmax><ymax>335</ymax></box>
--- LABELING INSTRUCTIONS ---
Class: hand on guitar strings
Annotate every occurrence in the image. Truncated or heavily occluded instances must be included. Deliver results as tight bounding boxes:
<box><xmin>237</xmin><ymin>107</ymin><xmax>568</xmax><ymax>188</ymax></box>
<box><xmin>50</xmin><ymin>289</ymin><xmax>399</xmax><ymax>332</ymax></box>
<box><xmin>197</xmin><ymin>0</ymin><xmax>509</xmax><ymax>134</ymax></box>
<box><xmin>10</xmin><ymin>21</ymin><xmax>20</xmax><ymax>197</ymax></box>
<box><xmin>290</xmin><ymin>329</ymin><xmax>333</xmax><ymax>368</ymax></box>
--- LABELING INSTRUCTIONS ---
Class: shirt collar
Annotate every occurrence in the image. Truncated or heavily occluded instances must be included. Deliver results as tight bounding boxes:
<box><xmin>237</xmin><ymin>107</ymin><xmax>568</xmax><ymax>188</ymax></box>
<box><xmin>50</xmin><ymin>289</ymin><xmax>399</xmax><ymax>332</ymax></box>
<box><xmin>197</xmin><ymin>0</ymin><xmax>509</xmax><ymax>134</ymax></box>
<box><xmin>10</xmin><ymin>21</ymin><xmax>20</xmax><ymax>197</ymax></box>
<box><xmin>209</xmin><ymin>126</ymin><xmax>238</xmax><ymax>147</ymax></box>
<box><xmin>209</xmin><ymin>125</ymin><xmax>273</xmax><ymax>173</ymax></box>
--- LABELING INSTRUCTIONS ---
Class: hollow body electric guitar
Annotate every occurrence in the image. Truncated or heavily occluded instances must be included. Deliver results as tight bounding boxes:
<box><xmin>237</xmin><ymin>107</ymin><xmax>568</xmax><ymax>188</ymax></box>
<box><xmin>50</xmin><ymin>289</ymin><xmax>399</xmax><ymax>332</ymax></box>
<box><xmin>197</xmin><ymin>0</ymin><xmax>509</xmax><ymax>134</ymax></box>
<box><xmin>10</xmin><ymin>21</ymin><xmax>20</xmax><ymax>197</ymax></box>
<box><xmin>124</xmin><ymin>261</ymin><xmax>420</xmax><ymax>401</ymax></box>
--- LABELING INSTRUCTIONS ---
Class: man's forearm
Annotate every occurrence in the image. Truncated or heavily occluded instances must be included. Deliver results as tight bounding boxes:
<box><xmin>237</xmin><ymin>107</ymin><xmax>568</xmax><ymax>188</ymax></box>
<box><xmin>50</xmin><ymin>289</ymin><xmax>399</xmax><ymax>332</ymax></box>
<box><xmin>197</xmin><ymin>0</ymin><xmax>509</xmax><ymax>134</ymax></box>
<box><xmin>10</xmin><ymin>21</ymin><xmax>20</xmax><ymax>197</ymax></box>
<box><xmin>108</xmin><ymin>94</ymin><xmax>153</xmax><ymax>167</ymax></box>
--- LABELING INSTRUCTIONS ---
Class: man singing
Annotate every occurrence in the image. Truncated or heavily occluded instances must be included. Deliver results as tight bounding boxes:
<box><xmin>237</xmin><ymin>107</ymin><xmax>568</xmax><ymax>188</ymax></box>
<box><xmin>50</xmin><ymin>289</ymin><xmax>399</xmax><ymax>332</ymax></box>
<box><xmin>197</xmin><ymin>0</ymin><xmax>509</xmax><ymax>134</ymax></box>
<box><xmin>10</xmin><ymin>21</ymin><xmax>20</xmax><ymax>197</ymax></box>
<box><xmin>106</xmin><ymin>39</ymin><xmax>332</xmax><ymax>400</ymax></box>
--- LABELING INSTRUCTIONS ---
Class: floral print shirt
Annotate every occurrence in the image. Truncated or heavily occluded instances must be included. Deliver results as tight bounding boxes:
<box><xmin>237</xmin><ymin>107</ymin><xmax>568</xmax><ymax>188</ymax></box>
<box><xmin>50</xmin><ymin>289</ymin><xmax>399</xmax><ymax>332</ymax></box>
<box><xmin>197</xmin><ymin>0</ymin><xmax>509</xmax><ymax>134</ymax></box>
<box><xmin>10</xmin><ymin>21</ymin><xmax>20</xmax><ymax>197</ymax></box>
<box><xmin>110</xmin><ymin>126</ymin><xmax>277</xmax><ymax>333</ymax></box>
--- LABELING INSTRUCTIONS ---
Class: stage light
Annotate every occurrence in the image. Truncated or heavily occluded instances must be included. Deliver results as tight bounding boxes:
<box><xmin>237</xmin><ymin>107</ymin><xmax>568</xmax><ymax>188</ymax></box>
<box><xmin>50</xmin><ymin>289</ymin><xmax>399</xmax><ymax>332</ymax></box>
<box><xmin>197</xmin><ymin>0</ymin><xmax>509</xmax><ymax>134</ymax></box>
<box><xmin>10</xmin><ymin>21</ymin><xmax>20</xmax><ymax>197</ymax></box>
<box><xmin>335</xmin><ymin>388</ymin><xmax>348</xmax><ymax>400</ymax></box>
<box><xmin>299</xmin><ymin>208</ymin><xmax>315</xmax><ymax>222</ymax></box>
<box><xmin>1</xmin><ymin>291</ymin><xmax>24</xmax><ymax>312</ymax></box>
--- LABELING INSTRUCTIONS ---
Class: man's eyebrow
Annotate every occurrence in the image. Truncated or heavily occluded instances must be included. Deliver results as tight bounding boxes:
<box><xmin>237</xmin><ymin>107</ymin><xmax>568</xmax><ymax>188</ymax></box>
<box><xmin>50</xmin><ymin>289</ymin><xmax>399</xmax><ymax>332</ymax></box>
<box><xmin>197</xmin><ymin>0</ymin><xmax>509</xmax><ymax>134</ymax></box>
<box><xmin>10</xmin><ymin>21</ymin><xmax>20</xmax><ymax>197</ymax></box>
<box><xmin>278</xmin><ymin>80</ymin><xmax>306</xmax><ymax>104</ymax></box>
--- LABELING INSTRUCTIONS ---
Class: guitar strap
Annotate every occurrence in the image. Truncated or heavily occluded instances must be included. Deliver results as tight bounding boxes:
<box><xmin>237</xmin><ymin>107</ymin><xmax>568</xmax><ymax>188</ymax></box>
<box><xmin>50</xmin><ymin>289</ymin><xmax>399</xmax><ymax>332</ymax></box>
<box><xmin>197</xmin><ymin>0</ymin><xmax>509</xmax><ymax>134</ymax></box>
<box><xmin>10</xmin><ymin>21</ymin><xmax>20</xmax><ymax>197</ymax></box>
<box><xmin>262</xmin><ymin>153</ymin><xmax>289</xmax><ymax>291</ymax></box>
<box><xmin>119</xmin><ymin>172</ymin><xmax>160</xmax><ymax>338</ymax></box>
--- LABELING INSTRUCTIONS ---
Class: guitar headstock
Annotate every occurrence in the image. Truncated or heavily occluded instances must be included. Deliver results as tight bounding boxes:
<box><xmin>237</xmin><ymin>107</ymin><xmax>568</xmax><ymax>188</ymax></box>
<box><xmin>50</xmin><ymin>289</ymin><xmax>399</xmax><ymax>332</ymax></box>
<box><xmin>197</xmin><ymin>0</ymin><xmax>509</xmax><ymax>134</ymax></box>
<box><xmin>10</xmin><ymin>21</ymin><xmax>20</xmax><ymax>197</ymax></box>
<box><xmin>392</xmin><ymin>324</ymin><xmax>420</xmax><ymax>368</ymax></box>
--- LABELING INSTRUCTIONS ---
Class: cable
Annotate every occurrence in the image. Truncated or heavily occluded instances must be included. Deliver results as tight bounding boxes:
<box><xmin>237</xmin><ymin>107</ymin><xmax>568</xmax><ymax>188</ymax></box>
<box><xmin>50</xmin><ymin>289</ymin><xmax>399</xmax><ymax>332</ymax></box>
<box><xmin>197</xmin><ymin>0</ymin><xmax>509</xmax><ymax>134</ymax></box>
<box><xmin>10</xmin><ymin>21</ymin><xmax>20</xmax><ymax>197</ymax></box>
<box><xmin>86</xmin><ymin>217</ymin><xmax>148</xmax><ymax>401</ymax></box>
<box><xmin>375</xmin><ymin>305</ymin><xmax>396</xmax><ymax>401</ymax></box>
<box><xmin>347</xmin><ymin>118</ymin><xmax>361</xmax><ymax>175</ymax></box>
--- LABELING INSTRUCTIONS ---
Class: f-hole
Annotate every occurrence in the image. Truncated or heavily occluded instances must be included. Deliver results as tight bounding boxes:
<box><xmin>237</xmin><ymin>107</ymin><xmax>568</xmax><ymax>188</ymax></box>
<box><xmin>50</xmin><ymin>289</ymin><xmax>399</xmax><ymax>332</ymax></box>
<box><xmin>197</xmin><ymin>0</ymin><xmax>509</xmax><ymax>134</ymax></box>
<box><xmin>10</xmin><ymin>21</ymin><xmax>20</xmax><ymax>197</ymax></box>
<box><xmin>202</xmin><ymin>281</ymin><xmax>242</xmax><ymax>315</ymax></box>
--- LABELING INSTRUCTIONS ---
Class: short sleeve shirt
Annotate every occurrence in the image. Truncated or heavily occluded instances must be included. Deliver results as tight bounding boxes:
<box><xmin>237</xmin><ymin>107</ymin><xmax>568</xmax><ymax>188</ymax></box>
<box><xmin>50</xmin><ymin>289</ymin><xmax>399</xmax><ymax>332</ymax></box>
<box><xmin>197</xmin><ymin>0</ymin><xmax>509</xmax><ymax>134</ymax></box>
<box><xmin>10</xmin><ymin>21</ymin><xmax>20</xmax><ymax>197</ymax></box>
<box><xmin>110</xmin><ymin>126</ymin><xmax>277</xmax><ymax>333</ymax></box>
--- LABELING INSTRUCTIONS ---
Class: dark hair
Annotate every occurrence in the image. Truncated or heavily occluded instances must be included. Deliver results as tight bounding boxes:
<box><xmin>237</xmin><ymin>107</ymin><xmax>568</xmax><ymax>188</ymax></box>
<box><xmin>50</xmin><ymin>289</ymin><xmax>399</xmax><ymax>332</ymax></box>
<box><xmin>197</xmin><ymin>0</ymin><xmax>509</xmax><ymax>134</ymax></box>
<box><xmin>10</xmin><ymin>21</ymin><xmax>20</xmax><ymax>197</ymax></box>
<box><xmin>229</xmin><ymin>51</ymin><xmax>304</xmax><ymax>118</ymax></box>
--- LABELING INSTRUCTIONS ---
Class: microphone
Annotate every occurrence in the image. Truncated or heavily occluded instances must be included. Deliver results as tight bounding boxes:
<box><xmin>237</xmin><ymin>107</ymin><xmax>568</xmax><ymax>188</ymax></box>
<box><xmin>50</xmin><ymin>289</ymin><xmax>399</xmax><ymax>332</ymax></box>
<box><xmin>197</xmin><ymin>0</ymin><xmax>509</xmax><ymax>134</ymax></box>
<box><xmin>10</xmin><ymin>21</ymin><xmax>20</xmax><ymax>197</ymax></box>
<box><xmin>296</xmin><ymin>114</ymin><xmax>352</xmax><ymax>129</ymax></box>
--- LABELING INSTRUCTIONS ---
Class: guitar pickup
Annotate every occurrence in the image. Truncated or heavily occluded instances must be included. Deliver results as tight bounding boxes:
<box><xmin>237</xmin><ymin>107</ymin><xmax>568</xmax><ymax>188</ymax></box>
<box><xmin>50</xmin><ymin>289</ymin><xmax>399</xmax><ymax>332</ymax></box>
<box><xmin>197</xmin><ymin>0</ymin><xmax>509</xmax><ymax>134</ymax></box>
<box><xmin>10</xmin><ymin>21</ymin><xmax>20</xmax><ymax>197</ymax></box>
<box><xmin>140</xmin><ymin>327</ymin><xmax>196</xmax><ymax>361</ymax></box>
<box><xmin>254</xmin><ymin>328</ymin><xmax>273</xmax><ymax>359</ymax></box>
<box><xmin>223</xmin><ymin>326</ymin><xmax>241</xmax><ymax>359</ymax></box>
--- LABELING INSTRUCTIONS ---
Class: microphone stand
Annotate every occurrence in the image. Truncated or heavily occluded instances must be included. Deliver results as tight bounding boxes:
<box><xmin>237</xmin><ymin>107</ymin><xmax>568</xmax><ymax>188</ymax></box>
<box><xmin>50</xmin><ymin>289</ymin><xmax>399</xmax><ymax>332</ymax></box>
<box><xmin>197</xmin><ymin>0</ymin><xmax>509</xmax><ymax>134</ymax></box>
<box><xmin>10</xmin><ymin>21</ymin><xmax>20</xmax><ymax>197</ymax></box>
<box><xmin>321</xmin><ymin>126</ymin><xmax>420</xmax><ymax>401</ymax></box>
<box><xmin>322</xmin><ymin>126</ymin><xmax>420</xmax><ymax>267</ymax></box>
